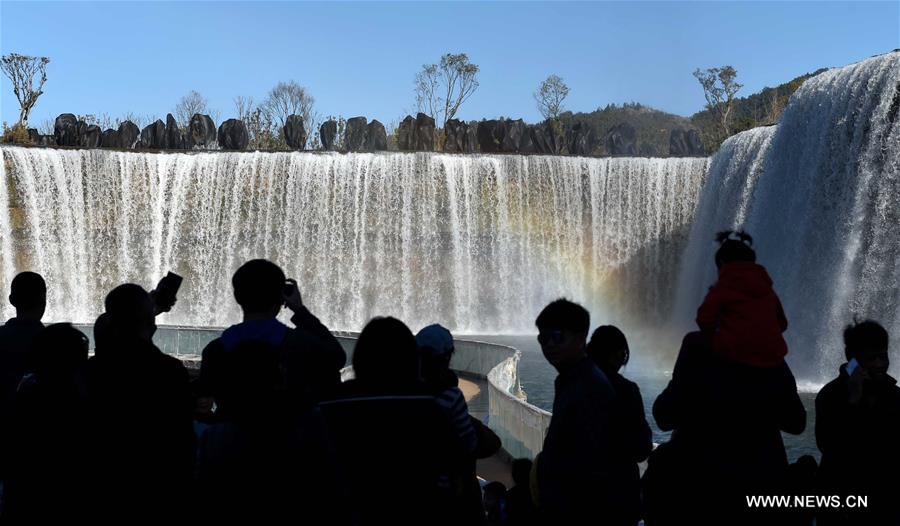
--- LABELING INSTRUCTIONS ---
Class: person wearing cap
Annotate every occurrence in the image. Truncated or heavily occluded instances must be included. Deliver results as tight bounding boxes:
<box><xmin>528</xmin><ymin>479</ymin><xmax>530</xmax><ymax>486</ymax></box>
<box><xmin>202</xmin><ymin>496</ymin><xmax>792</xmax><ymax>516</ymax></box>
<box><xmin>417</xmin><ymin>324</ymin><xmax>501</xmax><ymax>524</ymax></box>
<box><xmin>416</xmin><ymin>324</ymin><xmax>478</xmax><ymax>456</ymax></box>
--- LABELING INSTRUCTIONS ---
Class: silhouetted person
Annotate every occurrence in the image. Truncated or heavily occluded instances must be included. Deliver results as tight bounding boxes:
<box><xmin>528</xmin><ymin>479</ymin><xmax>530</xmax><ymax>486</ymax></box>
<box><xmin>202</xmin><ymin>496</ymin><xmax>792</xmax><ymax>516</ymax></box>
<box><xmin>325</xmin><ymin>316</ymin><xmax>464</xmax><ymax>525</ymax></box>
<box><xmin>418</xmin><ymin>323</ymin><xmax>501</xmax><ymax>523</ymax></box>
<box><xmin>0</xmin><ymin>271</ymin><xmax>46</xmax><ymax>486</ymax></box>
<box><xmin>816</xmin><ymin>320</ymin><xmax>900</xmax><ymax>526</ymax></box>
<box><xmin>196</xmin><ymin>340</ymin><xmax>343</xmax><ymax>524</ymax></box>
<box><xmin>697</xmin><ymin>230</ymin><xmax>788</xmax><ymax>367</ymax></box>
<box><xmin>534</xmin><ymin>299</ymin><xmax>615</xmax><ymax>523</ymax></box>
<box><xmin>198</xmin><ymin>259</ymin><xmax>345</xmax><ymax>414</ymax></box>
<box><xmin>483</xmin><ymin>481</ymin><xmax>508</xmax><ymax>526</ymax></box>
<box><xmin>84</xmin><ymin>284</ymin><xmax>194</xmax><ymax>521</ymax></box>
<box><xmin>418</xmin><ymin>323</ymin><xmax>497</xmax><ymax>457</ymax></box>
<box><xmin>3</xmin><ymin>323</ymin><xmax>89</xmax><ymax>522</ymax></box>
<box><xmin>645</xmin><ymin>331</ymin><xmax>806</xmax><ymax>526</ymax></box>
<box><xmin>0</xmin><ymin>272</ymin><xmax>46</xmax><ymax>428</ymax></box>
<box><xmin>91</xmin><ymin>311</ymin><xmax>112</xmax><ymax>358</ymax></box>
<box><xmin>506</xmin><ymin>458</ymin><xmax>537</xmax><ymax>526</ymax></box>
<box><xmin>340</xmin><ymin>316</ymin><xmax>426</xmax><ymax>397</ymax></box>
<box><xmin>586</xmin><ymin>325</ymin><xmax>652</xmax><ymax>526</ymax></box>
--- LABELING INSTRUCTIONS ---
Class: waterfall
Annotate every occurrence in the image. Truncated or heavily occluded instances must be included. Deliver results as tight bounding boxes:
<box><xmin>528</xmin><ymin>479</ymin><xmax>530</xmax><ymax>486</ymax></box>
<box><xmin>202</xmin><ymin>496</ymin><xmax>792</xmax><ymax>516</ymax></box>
<box><xmin>0</xmin><ymin>148</ymin><xmax>706</xmax><ymax>333</ymax></box>
<box><xmin>0</xmin><ymin>156</ymin><xmax>14</xmax><ymax>320</ymax></box>
<box><xmin>674</xmin><ymin>126</ymin><xmax>776</xmax><ymax>325</ymax></box>
<box><xmin>676</xmin><ymin>51</ymin><xmax>900</xmax><ymax>379</ymax></box>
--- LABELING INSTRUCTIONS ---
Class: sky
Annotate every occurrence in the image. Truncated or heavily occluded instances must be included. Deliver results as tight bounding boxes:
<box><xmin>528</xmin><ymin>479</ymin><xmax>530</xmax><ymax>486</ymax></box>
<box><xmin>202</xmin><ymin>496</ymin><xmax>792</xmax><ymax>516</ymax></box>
<box><xmin>1</xmin><ymin>1</ymin><xmax>898</xmax><ymax>131</ymax></box>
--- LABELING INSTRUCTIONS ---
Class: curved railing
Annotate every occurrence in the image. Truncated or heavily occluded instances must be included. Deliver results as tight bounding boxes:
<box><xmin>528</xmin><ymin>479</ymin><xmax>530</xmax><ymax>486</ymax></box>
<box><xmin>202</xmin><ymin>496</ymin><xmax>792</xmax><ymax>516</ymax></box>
<box><xmin>73</xmin><ymin>324</ymin><xmax>551</xmax><ymax>459</ymax></box>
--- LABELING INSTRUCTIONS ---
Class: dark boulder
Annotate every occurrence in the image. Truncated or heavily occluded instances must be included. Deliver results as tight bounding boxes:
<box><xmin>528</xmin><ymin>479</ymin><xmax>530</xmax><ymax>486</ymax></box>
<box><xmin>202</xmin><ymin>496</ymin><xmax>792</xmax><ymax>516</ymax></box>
<box><xmin>78</xmin><ymin>122</ymin><xmax>102</xmax><ymax>148</ymax></box>
<box><xmin>605</xmin><ymin>122</ymin><xmax>636</xmax><ymax>156</ymax></box>
<box><xmin>464</xmin><ymin>124</ymin><xmax>478</xmax><ymax>153</ymax></box>
<box><xmin>283</xmin><ymin>114</ymin><xmax>307</xmax><ymax>150</ymax></box>
<box><xmin>669</xmin><ymin>128</ymin><xmax>704</xmax><ymax>156</ymax></box>
<box><xmin>639</xmin><ymin>142</ymin><xmax>658</xmax><ymax>157</ymax></box>
<box><xmin>188</xmin><ymin>114</ymin><xmax>216</xmax><ymax>149</ymax></box>
<box><xmin>443</xmin><ymin>119</ymin><xmax>467</xmax><ymax>153</ymax></box>
<box><xmin>217</xmin><ymin>119</ymin><xmax>249</xmax><ymax>150</ymax></box>
<box><xmin>139</xmin><ymin>120</ymin><xmax>166</xmax><ymax>149</ymax></box>
<box><xmin>117</xmin><ymin>121</ymin><xmax>140</xmax><ymax>149</ymax></box>
<box><xmin>518</xmin><ymin>125</ymin><xmax>535</xmax><ymax>154</ymax></box>
<box><xmin>365</xmin><ymin>119</ymin><xmax>387</xmax><ymax>151</ymax></box>
<box><xmin>320</xmin><ymin>120</ymin><xmax>338</xmax><ymax>150</ymax></box>
<box><xmin>396</xmin><ymin>113</ymin><xmax>434</xmax><ymax>151</ymax></box>
<box><xmin>530</xmin><ymin>121</ymin><xmax>561</xmax><ymax>154</ymax></box>
<box><xmin>414</xmin><ymin>112</ymin><xmax>435</xmax><ymax>151</ymax></box>
<box><xmin>165</xmin><ymin>114</ymin><xmax>183</xmax><ymax>150</ymax></box>
<box><xmin>477</xmin><ymin>120</ymin><xmax>504</xmax><ymax>153</ymax></box>
<box><xmin>566</xmin><ymin>121</ymin><xmax>595</xmax><ymax>156</ymax></box>
<box><xmin>344</xmin><ymin>116</ymin><xmax>368</xmax><ymax>151</ymax></box>
<box><xmin>501</xmin><ymin>119</ymin><xmax>526</xmax><ymax>153</ymax></box>
<box><xmin>54</xmin><ymin>113</ymin><xmax>79</xmax><ymax>146</ymax></box>
<box><xmin>397</xmin><ymin>115</ymin><xmax>416</xmax><ymax>151</ymax></box>
<box><xmin>26</xmin><ymin>128</ymin><xmax>54</xmax><ymax>147</ymax></box>
<box><xmin>101</xmin><ymin>129</ymin><xmax>119</xmax><ymax>148</ymax></box>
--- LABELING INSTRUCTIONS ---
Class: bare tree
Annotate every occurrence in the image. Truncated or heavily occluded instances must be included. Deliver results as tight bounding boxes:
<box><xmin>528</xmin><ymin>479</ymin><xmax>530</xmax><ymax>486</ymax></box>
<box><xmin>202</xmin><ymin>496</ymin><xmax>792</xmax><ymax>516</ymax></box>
<box><xmin>764</xmin><ymin>89</ymin><xmax>784</xmax><ymax>124</ymax></box>
<box><xmin>261</xmin><ymin>81</ymin><xmax>316</xmax><ymax>131</ymax></box>
<box><xmin>37</xmin><ymin>118</ymin><xmax>55</xmax><ymax>135</ymax></box>
<box><xmin>234</xmin><ymin>95</ymin><xmax>281</xmax><ymax>150</ymax></box>
<box><xmin>233</xmin><ymin>95</ymin><xmax>255</xmax><ymax>122</ymax></box>
<box><xmin>174</xmin><ymin>90</ymin><xmax>219</xmax><ymax>128</ymax></box>
<box><xmin>534</xmin><ymin>74</ymin><xmax>570</xmax><ymax>121</ymax></box>
<box><xmin>693</xmin><ymin>66</ymin><xmax>743</xmax><ymax>137</ymax></box>
<box><xmin>414</xmin><ymin>53</ymin><xmax>479</xmax><ymax>129</ymax></box>
<box><xmin>1</xmin><ymin>53</ymin><xmax>50</xmax><ymax>127</ymax></box>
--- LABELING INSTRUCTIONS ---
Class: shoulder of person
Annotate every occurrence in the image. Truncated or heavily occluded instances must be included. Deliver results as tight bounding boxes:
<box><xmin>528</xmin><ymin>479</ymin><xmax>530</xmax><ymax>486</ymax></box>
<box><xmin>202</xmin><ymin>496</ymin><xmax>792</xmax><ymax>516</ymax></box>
<box><xmin>815</xmin><ymin>375</ymin><xmax>846</xmax><ymax>404</ymax></box>
<box><xmin>616</xmin><ymin>374</ymin><xmax>642</xmax><ymax>396</ymax></box>
<box><xmin>201</xmin><ymin>336</ymin><xmax>224</xmax><ymax>352</ymax></box>
<box><xmin>155</xmin><ymin>349</ymin><xmax>189</xmax><ymax>376</ymax></box>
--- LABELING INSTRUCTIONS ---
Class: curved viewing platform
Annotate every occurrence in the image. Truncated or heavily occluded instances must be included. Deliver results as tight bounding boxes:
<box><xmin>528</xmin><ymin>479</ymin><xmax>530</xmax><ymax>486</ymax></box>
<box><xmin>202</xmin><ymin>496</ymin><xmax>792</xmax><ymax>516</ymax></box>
<box><xmin>72</xmin><ymin>324</ymin><xmax>552</xmax><ymax>461</ymax></box>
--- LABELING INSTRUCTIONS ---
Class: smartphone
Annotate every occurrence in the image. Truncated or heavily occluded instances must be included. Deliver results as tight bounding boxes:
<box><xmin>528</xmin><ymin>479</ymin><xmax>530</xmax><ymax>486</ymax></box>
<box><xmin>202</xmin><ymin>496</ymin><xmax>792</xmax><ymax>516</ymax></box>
<box><xmin>846</xmin><ymin>357</ymin><xmax>859</xmax><ymax>376</ymax></box>
<box><xmin>283</xmin><ymin>280</ymin><xmax>295</xmax><ymax>298</ymax></box>
<box><xmin>154</xmin><ymin>271</ymin><xmax>183</xmax><ymax>308</ymax></box>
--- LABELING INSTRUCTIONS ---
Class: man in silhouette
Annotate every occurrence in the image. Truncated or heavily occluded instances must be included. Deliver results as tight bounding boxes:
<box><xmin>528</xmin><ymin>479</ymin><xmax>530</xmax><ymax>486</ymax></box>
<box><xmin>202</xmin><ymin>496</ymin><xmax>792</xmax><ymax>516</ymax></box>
<box><xmin>0</xmin><ymin>272</ymin><xmax>47</xmax><ymax>417</ymax></box>
<box><xmin>816</xmin><ymin>320</ymin><xmax>900</xmax><ymax>526</ymax></box>
<box><xmin>534</xmin><ymin>298</ymin><xmax>615</xmax><ymax>523</ymax></box>
<box><xmin>0</xmin><ymin>271</ymin><xmax>48</xmax><ymax>482</ymax></box>
<box><xmin>198</xmin><ymin>259</ymin><xmax>345</xmax><ymax>414</ymax></box>
<box><xmin>84</xmin><ymin>283</ymin><xmax>195</xmax><ymax>521</ymax></box>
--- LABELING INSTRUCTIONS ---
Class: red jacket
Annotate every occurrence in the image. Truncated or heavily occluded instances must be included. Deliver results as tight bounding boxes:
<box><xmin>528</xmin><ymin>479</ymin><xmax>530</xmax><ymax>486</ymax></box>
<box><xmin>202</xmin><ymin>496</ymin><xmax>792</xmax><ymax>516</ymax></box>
<box><xmin>696</xmin><ymin>262</ymin><xmax>788</xmax><ymax>368</ymax></box>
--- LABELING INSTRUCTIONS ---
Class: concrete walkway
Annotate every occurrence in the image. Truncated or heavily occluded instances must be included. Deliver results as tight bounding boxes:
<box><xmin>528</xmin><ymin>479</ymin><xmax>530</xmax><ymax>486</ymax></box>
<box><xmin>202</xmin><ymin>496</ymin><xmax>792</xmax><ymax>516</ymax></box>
<box><xmin>459</xmin><ymin>375</ymin><xmax>514</xmax><ymax>487</ymax></box>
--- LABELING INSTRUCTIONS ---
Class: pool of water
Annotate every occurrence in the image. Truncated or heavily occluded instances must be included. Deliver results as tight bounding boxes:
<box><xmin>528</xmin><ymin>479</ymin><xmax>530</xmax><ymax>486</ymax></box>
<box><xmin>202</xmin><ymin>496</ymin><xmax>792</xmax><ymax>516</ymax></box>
<box><xmin>469</xmin><ymin>334</ymin><xmax>821</xmax><ymax>463</ymax></box>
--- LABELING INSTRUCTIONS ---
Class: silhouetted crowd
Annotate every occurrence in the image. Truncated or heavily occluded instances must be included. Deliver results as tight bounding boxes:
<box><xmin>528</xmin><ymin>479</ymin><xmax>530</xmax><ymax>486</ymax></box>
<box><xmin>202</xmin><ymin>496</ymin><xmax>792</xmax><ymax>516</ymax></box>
<box><xmin>0</xmin><ymin>231</ymin><xmax>897</xmax><ymax>525</ymax></box>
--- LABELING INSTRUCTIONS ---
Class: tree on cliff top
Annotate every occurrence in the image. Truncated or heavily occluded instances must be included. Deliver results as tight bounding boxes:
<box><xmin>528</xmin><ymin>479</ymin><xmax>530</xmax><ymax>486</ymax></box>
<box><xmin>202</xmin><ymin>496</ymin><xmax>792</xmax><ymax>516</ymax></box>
<box><xmin>693</xmin><ymin>65</ymin><xmax>742</xmax><ymax>138</ymax></box>
<box><xmin>1</xmin><ymin>53</ymin><xmax>50</xmax><ymax>127</ymax></box>
<box><xmin>261</xmin><ymin>80</ymin><xmax>317</xmax><ymax>134</ymax></box>
<box><xmin>535</xmin><ymin>74</ymin><xmax>570</xmax><ymax>121</ymax></box>
<box><xmin>174</xmin><ymin>90</ymin><xmax>219</xmax><ymax>128</ymax></box>
<box><xmin>414</xmin><ymin>53</ymin><xmax>479</xmax><ymax>129</ymax></box>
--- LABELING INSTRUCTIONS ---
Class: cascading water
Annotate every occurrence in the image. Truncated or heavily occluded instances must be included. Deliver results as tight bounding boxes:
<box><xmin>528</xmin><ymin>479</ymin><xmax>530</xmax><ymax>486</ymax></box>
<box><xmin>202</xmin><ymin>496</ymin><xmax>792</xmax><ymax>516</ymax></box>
<box><xmin>676</xmin><ymin>51</ymin><xmax>900</xmax><ymax>380</ymax></box>
<box><xmin>0</xmin><ymin>149</ymin><xmax>706</xmax><ymax>332</ymax></box>
<box><xmin>674</xmin><ymin>126</ymin><xmax>776</xmax><ymax>324</ymax></box>
<box><xmin>0</xmin><ymin>157</ymin><xmax>14</xmax><ymax>303</ymax></box>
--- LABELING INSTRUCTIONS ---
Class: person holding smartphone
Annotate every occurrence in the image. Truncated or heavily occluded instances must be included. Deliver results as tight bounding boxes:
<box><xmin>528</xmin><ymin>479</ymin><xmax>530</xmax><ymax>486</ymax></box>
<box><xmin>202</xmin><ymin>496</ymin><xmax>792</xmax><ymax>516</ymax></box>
<box><xmin>197</xmin><ymin>259</ymin><xmax>346</xmax><ymax>417</ymax></box>
<box><xmin>816</xmin><ymin>320</ymin><xmax>900</xmax><ymax>526</ymax></box>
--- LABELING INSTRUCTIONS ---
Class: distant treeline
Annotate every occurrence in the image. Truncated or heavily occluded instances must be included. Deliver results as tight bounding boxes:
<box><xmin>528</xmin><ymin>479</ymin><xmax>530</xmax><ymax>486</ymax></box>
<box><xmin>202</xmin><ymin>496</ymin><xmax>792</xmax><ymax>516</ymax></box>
<box><xmin>555</xmin><ymin>68</ymin><xmax>828</xmax><ymax>156</ymax></box>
